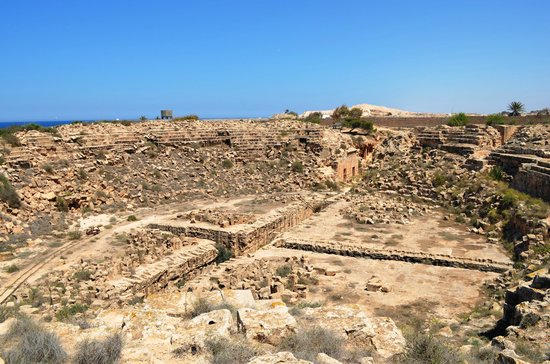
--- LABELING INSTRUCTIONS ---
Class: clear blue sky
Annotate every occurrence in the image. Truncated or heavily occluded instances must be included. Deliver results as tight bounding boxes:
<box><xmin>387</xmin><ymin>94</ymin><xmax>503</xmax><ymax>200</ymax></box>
<box><xmin>1</xmin><ymin>1</ymin><xmax>549</xmax><ymax>121</ymax></box>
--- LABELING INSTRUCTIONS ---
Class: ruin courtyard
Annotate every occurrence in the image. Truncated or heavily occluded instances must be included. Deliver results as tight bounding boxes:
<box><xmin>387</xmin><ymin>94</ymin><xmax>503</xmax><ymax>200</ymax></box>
<box><xmin>0</xmin><ymin>117</ymin><xmax>549</xmax><ymax>364</ymax></box>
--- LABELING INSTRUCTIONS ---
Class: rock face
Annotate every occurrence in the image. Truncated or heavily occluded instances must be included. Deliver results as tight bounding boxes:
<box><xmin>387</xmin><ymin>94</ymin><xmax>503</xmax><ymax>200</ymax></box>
<box><xmin>489</xmin><ymin>124</ymin><xmax>550</xmax><ymax>201</ymax></box>
<box><xmin>237</xmin><ymin>303</ymin><xmax>297</xmax><ymax>345</ymax></box>
<box><xmin>299</xmin><ymin>306</ymin><xmax>406</xmax><ymax>359</ymax></box>
<box><xmin>0</xmin><ymin>119</ymin><xmax>356</xmax><ymax>242</ymax></box>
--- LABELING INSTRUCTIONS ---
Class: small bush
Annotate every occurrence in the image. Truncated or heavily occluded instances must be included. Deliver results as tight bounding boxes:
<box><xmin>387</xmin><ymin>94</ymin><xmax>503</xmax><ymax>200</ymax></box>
<box><xmin>42</xmin><ymin>164</ymin><xmax>54</xmax><ymax>174</ymax></box>
<box><xmin>303</xmin><ymin>112</ymin><xmax>323</xmax><ymax>124</ymax></box>
<box><xmin>215</xmin><ymin>243</ymin><xmax>232</xmax><ymax>264</ymax></box>
<box><xmin>77</xmin><ymin>168</ymin><xmax>88</xmax><ymax>180</ymax></box>
<box><xmin>0</xmin><ymin>305</ymin><xmax>19</xmax><ymax>323</ymax></box>
<box><xmin>485</xmin><ymin>114</ymin><xmax>506</xmax><ymax>126</ymax></box>
<box><xmin>397</xmin><ymin>334</ymin><xmax>461</xmax><ymax>364</ymax></box>
<box><xmin>344</xmin><ymin>118</ymin><xmax>374</xmax><ymax>132</ymax></box>
<box><xmin>73</xmin><ymin>269</ymin><xmax>92</xmax><ymax>282</ymax></box>
<box><xmin>222</xmin><ymin>159</ymin><xmax>233</xmax><ymax>169</ymax></box>
<box><xmin>73</xmin><ymin>333</ymin><xmax>123</xmax><ymax>364</ymax></box>
<box><xmin>488</xmin><ymin>166</ymin><xmax>504</xmax><ymax>181</ymax></box>
<box><xmin>0</xmin><ymin>174</ymin><xmax>21</xmax><ymax>208</ymax></box>
<box><xmin>1</xmin><ymin>318</ymin><xmax>67</xmax><ymax>364</ymax></box>
<box><xmin>55</xmin><ymin>196</ymin><xmax>69</xmax><ymax>212</ymax></box>
<box><xmin>5</xmin><ymin>264</ymin><xmax>19</xmax><ymax>273</ymax></box>
<box><xmin>174</xmin><ymin>114</ymin><xmax>199</xmax><ymax>121</ymax></box>
<box><xmin>447</xmin><ymin>113</ymin><xmax>469</xmax><ymax>126</ymax></box>
<box><xmin>432</xmin><ymin>171</ymin><xmax>447</xmax><ymax>187</ymax></box>
<box><xmin>291</xmin><ymin>161</ymin><xmax>304</xmax><ymax>173</ymax></box>
<box><xmin>189</xmin><ymin>297</ymin><xmax>236</xmax><ymax>318</ymax></box>
<box><xmin>127</xmin><ymin>215</ymin><xmax>138</xmax><ymax>222</ymax></box>
<box><xmin>205</xmin><ymin>336</ymin><xmax>256</xmax><ymax>364</ymax></box>
<box><xmin>278</xmin><ymin>326</ymin><xmax>345</xmax><ymax>361</ymax></box>
<box><xmin>55</xmin><ymin>303</ymin><xmax>87</xmax><ymax>321</ymax></box>
<box><xmin>68</xmin><ymin>230</ymin><xmax>82</xmax><ymax>240</ymax></box>
<box><xmin>275</xmin><ymin>264</ymin><xmax>292</xmax><ymax>277</ymax></box>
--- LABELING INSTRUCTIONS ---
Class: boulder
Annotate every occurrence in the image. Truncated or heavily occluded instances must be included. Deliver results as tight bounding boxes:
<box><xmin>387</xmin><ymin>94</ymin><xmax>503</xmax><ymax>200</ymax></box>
<box><xmin>237</xmin><ymin>305</ymin><xmax>297</xmax><ymax>345</ymax></box>
<box><xmin>300</xmin><ymin>306</ymin><xmax>405</xmax><ymax>358</ymax></box>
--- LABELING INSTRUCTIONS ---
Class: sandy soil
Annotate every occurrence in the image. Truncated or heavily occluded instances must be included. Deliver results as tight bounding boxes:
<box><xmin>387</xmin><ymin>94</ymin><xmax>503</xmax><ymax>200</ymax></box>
<box><xmin>282</xmin><ymin>200</ymin><xmax>511</xmax><ymax>263</ymax></box>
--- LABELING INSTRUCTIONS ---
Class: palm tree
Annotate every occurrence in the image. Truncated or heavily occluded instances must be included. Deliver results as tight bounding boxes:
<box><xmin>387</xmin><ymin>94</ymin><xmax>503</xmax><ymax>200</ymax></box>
<box><xmin>508</xmin><ymin>101</ymin><xmax>525</xmax><ymax>116</ymax></box>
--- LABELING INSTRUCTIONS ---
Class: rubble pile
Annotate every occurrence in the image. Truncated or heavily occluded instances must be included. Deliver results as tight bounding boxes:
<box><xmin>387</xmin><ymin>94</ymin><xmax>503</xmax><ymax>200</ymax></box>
<box><xmin>356</xmin><ymin>132</ymin><xmax>548</xmax><ymax>248</ymax></box>
<box><xmin>18</xmin><ymin>229</ymin><xmax>216</xmax><ymax>311</ymax></box>
<box><xmin>181</xmin><ymin>208</ymin><xmax>255</xmax><ymax>227</ymax></box>
<box><xmin>340</xmin><ymin>192</ymin><xmax>431</xmax><ymax>225</ymax></box>
<box><xmin>0</xmin><ymin>120</ymin><xmax>355</xmax><ymax>242</ymax></box>
<box><xmin>207</xmin><ymin>257</ymin><xmax>321</xmax><ymax>302</ymax></box>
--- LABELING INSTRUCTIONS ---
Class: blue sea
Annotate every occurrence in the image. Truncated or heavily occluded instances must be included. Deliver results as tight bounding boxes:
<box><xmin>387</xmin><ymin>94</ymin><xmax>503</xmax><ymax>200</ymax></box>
<box><xmin>0</xmin><ymin>120</ymin><xmax>94</xmax><ymax>128</ymax></box>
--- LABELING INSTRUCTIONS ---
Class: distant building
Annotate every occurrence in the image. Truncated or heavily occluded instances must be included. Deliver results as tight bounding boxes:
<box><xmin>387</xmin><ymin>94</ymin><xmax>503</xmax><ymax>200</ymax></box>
<box><xmin>160</xmin><ymin>110</ymin><xmax>173</xmax><ymax>120</ymax></box>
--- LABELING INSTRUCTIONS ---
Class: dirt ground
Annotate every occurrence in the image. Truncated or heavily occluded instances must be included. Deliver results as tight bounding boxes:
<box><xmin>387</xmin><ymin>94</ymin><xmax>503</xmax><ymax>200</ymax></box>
<box><xmin>282</xmin><ymin>200</ymin><xmax>511</xmax><ymax>263</ymax></box>
<box><xmin>222</xmin><ymin>247</ymin><xmax>499</xmax><ymax>326</ymax></box>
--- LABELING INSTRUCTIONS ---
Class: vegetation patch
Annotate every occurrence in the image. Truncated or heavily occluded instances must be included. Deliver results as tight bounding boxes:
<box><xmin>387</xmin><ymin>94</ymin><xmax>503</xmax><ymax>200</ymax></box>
<box><xmin>55</xmin><ymin>303</ymin><xmax>88</xmax><ymax>321</ymax></box>
<box><xmin>1</xmin><ymin>318</ymin><xmax>67</xmax><ymax>364</ymax></box>
<box><xmin>278</xmin><ymin>326</ymin><xmax>346</xmax><ymax>362</ymax></box>
<box><xmin>0</xmin><ymin>174</ymin><xmax>21</xmax><ymax>208</ymax></box>
<box><xmin>73</xmin><ymin>333</ymin><xmax>123</xmax><ymax>364</ymax></box>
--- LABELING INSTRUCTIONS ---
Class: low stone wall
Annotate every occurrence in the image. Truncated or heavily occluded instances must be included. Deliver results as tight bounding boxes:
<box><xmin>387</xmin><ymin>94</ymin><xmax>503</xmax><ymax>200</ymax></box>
<box><xmin>149</xmin><ymin>199</ymin><xmax>331</xmax><ymax>255</ymax></box>
<box><xmin>108</xmin><ymin>243</ymin><xmax>218</xmax><ymax>302</ymax></box>
<box><xmin>511</xmin><ymin>162</ymin><xmax>550</xmax><ymax>202</ymax></box>
<box><xmin>276</xmin><ymin>239</ymin><xmax>512</xmax><ymax>273</ymax></box>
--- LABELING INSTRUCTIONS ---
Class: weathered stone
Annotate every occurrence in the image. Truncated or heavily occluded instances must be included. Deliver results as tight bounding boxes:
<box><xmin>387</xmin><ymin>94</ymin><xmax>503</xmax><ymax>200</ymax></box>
<box><xmin>237</xmin><ymin>305</ymin><xmax>297</xmax><ymax>345</ymax></box>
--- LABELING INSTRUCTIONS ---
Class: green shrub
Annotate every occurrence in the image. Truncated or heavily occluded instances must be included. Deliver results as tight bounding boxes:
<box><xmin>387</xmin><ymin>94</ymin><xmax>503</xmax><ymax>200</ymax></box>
<box><xmin>0</xmin><ymin>174</ymin><xmax>21</xmax><ymax>208</ymax></box>
<box><xmin>0</xmin><ymin>155</ymin><xmax>5</xmax><ymax>165</ymax></box>
<box><xmin>215</xmin><ymin>243</ymin><xmax>232</xmax><ymax>264</ymax></box>
<box><xmin>204</xmin><ymin>336</ymin><xmax>257</xmax><ymax>364</ymax></box>
<box><xmin>42</xmin><ymin>164</ymin><xmax>54</xmax><ymax>174</ymax></box>
<box><xmin>73</xmin><ymin>333</ymin><xmax>123</xmax><ymax>364</ymax></box>
<box><xmin>432</xmin><ymin>171</ymin><xmax>447</xmax><ymax>187</ymax></box>
<box><xmin>0</xmin><ymin>305</ymin><xmax>19</xmax><ymax>323</ymax></box>
<box><xmin>73</xmin><ymin>269</ymin><xmax>92</xmax><ymax>282</ymax></box>
<box><xmin>275</xmin><ymin>264</ymin><xmax>292</xmax><ymax>277</ymax></box>
<box><xmin>1</xmin><ymin>318</ymin><xmax>67</xmax><ymax>364</ymax></box>
<box><xmin>5</xmin><ymin>264</ymin><xmax>19</xmax><ymax>273</ymax></box>
<box><xmin>488</xmin><ymin>166</ymin><xmax>504</xmax><ymax>181</ymax></box>
<box><xmin>174</xmin><ymin>114</ymin><xmax>199</xmax><ymax>121</ymax></box>
<box><xmin>278</xmin><ymin>326</ymin><xmax>346</xmax><ymax>361</ymax></box>
<box><xmin>332</xmin><ymin>105</ymin><xmax>350</xmax><ymax>120</ymax></box>
<box><xmin>77</xmin><ymin>168</ymin><xmax>88</xmax><ymax>180</ymax></box>
<box><xmin>344</xmin><ymin>118</ymin><xmax>374</xmax><ymax>132</ymax></box>
<box><xmin>55</xmin><ymin>196</ymin><xmax>69</xmax><ymax>212</ymax></box>
<box><xmin>55</xmin><ymin>303</ymin><xmax>87</xmax><ymax>321</ymax></box>
<box><xmin>303</xmin><ymin>112</ymin><xmax>323</xmax><ymax>124</ymax></box>
<box><xmin>222</xmin><ymin>159</ymin><xmax>234</xmax><ymax>169</ymax></box>
<box><xmin>397</xmin><ymin>334</ymin><xmax>461</xmax><ymax>364</ymax></box>
<box><xmin>447</xmin><ymin>113</ymin><xmax>469</xmax><ymax>126</ymax></box>
<box><xmin>127</xmin><ymin>215</ymin><xmax>138</xmax><ymax>222</ymax></box>
<box><xmin>291</xmin><ymin>161</ymin><xmax>304</xmax><ymax>173</ymax></box>
<box><xmin>68</xmin><ymin>230</ymin><xmax>82</xmax><ymax>240</ymax></box>
<box><xmin>485</xmin><ymin>114</ymin><xmax>506</xmax><ymax>126</ymax></box>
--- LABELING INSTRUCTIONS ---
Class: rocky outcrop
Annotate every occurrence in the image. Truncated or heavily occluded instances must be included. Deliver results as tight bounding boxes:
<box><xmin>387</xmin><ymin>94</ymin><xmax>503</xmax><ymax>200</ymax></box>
<box><xmin>237</xmin><ymin>302</ymin><xmax>297</xmax><ymax>345</ymax></box>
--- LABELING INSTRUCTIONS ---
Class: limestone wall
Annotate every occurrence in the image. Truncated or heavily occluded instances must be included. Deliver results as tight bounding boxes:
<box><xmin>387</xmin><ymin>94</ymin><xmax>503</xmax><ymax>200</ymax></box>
<box><xmin>333</xmin><ymin>151</ymin><xmax>359</xmax><ymax>182</ymax></box>
<box><xmin>149</xmin><ymin>199</ymin><xmax>331</xmax><ymax>255</ymax></box>
<box><xmin>511</xmin><ymin>162</ymin><xmax>550</xmax><ymax>201</ymax></box>
<box><xmin>276</xmin><ymin>239</ymin><xmax>512</xmax><ymax>273</ymax></box>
